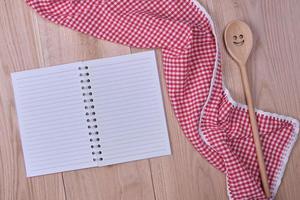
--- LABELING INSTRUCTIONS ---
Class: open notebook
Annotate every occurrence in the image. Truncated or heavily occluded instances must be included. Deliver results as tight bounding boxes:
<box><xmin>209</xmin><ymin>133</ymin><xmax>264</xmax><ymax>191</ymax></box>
<box><xmin>11</xmin><ymin>51</ymin><xmax>171</xmax><ymax>177</ymax></box>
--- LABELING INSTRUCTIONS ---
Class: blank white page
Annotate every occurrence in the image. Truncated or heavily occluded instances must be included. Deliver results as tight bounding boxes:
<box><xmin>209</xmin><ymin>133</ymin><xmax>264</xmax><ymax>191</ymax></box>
<box><xmin>12</xmin><ymin>63</ymin><xmax>96</xmax><ymax>177</ymax></box>
<box><xmin>86</xmin><ymin>51</ymin><xmax>171</xmax><ymax>166</ymax></box>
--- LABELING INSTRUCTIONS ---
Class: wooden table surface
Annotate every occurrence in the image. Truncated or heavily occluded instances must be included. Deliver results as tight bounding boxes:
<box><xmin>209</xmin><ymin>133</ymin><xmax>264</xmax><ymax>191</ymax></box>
<box><xmin>1</xmin><ymin>0</ymin><xmax>300</xmax><ymax>199</ymax></box>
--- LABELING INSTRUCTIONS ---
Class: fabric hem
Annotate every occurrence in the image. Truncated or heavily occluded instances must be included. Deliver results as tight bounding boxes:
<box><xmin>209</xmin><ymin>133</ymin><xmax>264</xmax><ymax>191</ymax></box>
<box><xmin>189</xmin><ymin>0</ymin><xmax>220</xmax><ymax>145</ymax></box>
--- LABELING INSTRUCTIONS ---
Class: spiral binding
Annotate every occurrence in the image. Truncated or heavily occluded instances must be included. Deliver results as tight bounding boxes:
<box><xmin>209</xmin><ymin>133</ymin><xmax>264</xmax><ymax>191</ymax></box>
<box><xmin>79</xmin><ymin>65</ymin><xmax>103</xmax><ymax>162</ymax></box>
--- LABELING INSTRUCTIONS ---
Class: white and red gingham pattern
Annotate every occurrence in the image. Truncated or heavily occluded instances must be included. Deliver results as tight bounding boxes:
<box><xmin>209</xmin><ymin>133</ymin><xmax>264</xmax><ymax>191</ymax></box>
<box><xmin>25</xmin><ymin>0</ymin><xmax>299</xmax><ymax>199</ymax></box>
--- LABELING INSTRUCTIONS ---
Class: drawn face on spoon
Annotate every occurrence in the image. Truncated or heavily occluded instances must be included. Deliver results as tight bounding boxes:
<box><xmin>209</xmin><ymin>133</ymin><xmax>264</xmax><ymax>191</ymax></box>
<box><xmin>233</xmin><ymin>34</ymin><xmax>244</xmax><ymax>46</ymax></box>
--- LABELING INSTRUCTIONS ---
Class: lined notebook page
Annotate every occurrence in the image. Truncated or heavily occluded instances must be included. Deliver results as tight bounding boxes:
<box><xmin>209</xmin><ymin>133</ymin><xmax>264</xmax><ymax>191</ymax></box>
<box><xmin>12</xmin><ymin>63</ymin><xmax>96</xmax><ymax>177</ymax></box>
<box><xmin>86</xmin><ymin>51</ymin><xmax>171</xmax><ymax>166</ymax></box>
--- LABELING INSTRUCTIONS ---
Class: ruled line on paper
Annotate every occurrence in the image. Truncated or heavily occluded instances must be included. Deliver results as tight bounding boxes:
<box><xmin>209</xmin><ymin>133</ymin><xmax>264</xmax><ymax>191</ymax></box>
<box><xmin>18</xmin><ymin>94</ymin><xmax>86</xmax><ymax>108</ymax></box>
<box><xmin>24</xmin><ymin>134</ymin><xmax>88</xmax><ymax>147</ymax></box>
<box><xmin>19</xmin><ymin>102</ymin><xmax>83</xmax><ymax>115</ymax></box>
<box><xmin>18</xmin><ymin>94</ymin><xmax>84</xmax><ymax>108</ymax></box>
<box><xmin>88</xmin><ymin>59</ymin><xmax>152</xmax><ymax>70</ymax></box>
<box><xmin>21</xmin><ymin>112</ymin><xmax>83</xmax><ymax>124</ymax></box>
<box><xmin>102</xmin><ymin>149</ymin><xmax>169</xmax><ymax>165</ymax></box>
<box><xmin>26</xmin><ymin>136</ymin><xmax>90</xmax><ymax>151</ymax></box>
<box><xmin>17</xmin><ymin>78</ymin><xmax>80</xmax><ymax>90</ymax></box>
<box><xmin>17</xmin><ymin>89</ymin><xmax>80</xmax><ymax>102</ymax></box>
<box><xmin>103</xmin><ymin>145</ymin><xmax>167</xmax><ymax>157</ymax></box>
<box><xmin>17</xmin><ymin>85</ymin><xmax>78</xmax><ymax>97</ymax></box>
<box><xmin>96</xmin><ymin>110</ymin><xmax>164</xmax><ymax>123</ymax></box>
<box><xmin>103</xmin><ymin>136</ymin><xmax>167</xmax><ymax>150</ymax></box>
<box><xmin>27</xmin><ymin>146</ymin><xmax>90</xmax><ymax>158</ymax></box>
<box><xmin>29</xmin><ymin>153</ymin><xmax>89</xmax><ymax>166</ymax></box>
<box><xmin>15</xmin><ymin>69</ymin><xmax>76</xmax><ymax>80</ymax></box>
<box><xmin>100</xmin><ymin>123</ymin><xmax>163</xmax><ymax>136</ymax></box>
<box><xmin>30</xmin><ymin>160</ymin><xmax>91</xmax><ymax>172</ymax></box>
<box><xmin>92</xmin><ymin>69</ymin><xmax>154</xmax><ymax>79</ymax></box>
<box><xmin>92</xmin><ymin>80</ymin><xmax>157</xmax><ymax>93</ymax></box>
<box><xmin>92</xmin><ymin>89</ymin><xmax>157</xmax><ymax>103</ymax></box>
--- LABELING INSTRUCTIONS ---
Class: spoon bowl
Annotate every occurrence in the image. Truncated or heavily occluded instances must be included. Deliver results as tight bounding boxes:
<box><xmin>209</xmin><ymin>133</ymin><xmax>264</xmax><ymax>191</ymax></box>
<box><xmin>224</xmin><ymin>20</ymin><xmax>253</xmax><ymax>65</ymax></box>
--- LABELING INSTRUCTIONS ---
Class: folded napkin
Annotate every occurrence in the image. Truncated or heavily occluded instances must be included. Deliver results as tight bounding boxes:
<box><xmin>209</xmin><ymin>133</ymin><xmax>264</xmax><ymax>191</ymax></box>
<box><xmin>25</xmin><ymin>0</ymin><xmax>299</xmax><ymax>199</ymax></box>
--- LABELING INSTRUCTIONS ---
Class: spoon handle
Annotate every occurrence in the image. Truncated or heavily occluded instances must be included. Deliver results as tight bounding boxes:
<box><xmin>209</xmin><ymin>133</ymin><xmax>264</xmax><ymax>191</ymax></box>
<box><xmin>239</xmin><ymin>63</ymin><xmax>271</xmax><ymax>198</ymax></box>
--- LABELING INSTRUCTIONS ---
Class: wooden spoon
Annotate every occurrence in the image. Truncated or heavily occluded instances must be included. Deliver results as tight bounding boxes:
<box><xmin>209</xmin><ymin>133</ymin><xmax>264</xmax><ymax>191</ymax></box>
<box><xmin>224</xmin><ymin>20</ymin><xmax>271</xmax><ymax>198</ymax></box>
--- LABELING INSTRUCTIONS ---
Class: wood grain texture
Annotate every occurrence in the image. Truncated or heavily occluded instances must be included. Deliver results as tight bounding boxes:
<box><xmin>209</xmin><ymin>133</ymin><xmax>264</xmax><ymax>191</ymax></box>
<box><xmin>0</xmin><ymin>0</ymin><xmax>299</xmax><ymax>199</ymax></box>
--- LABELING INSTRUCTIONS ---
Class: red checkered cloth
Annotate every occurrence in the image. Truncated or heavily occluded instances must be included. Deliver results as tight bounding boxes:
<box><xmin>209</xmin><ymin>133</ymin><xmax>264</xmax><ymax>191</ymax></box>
<box><xmin>25</xmin><ymin>0</ymin><xmax>299</xmax><ymax>199</ymax></box>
